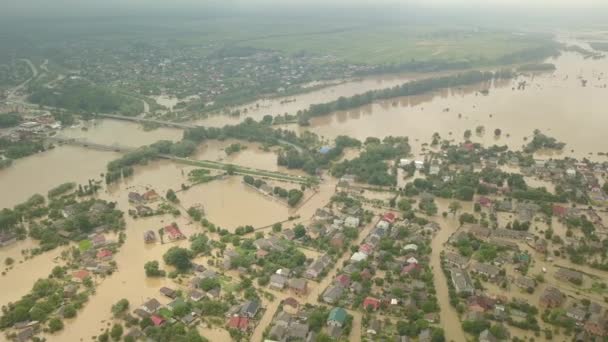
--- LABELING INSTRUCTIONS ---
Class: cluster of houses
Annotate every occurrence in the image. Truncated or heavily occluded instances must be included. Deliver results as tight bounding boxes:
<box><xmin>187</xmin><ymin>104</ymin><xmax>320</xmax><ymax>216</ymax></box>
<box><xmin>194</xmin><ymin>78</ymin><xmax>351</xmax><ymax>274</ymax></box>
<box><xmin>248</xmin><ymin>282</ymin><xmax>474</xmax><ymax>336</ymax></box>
<box><xmin>268</xmin><ymin>269</ymin><xmax>308</xmax><ymax>296</ymax></box>
<box><xmin>265</xmin><ymin>306</ymin><xmax>349</xmax><ymax>341</ymax></box>
<box><xmin>128</xmin><ymin>189</ymin><xmax>160</xmax><ymax>216</ymax></box>
<box><xmin>142</xmin><ymin>223</ymin><xmax>185</xmax><ymax>245</ymax></box>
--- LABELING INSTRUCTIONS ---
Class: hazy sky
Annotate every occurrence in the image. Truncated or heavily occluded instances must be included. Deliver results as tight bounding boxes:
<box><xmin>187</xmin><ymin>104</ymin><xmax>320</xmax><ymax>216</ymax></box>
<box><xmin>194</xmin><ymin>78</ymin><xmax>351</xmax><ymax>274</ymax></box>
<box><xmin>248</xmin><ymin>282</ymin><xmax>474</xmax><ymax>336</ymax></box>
<box><xmin>2</xmin><ymin>0</ymin><xmax>608</xmax><ymax>17</ymax></box>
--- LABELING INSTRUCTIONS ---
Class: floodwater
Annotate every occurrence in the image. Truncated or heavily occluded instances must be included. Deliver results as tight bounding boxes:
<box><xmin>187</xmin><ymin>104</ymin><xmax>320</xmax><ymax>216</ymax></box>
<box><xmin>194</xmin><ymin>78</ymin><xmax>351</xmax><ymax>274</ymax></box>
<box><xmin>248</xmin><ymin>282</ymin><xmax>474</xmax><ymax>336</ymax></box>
<box><xmin>195</xmin><ymin>72</ymin><xmax>453</xmax><ymax>127</ymax></box>
<box><xmin>178</xmin><ymin>176</ymin><xmax>292</xmax><ymax>231</ymax></box>
<box><xmin>0</xmin><ymin>238</ymin><xmax>67</xmax><ymax>307</ymax></box>
<box><xmin>297</xmin><ymin>51</ymin><xmax>608</xmax><ymax>159</ymax></box>
<box><xmin>0</xmin><ymin>146</ymin><xmax>118</xmax><ymax>209</ymax></box>
<box><xmin>195</xmin><ymin>48</ymin><xmax>608</xmax><ymax>160</ymax></box>
<box><xmin>193</xmin><ymin>140</ymin><xmax>304</xmax><ymax>175</ymax></box>
<box><xmin>60</xmin><ymin>119</ymin><xmax>183</xmax><ymax>147</ymax></box>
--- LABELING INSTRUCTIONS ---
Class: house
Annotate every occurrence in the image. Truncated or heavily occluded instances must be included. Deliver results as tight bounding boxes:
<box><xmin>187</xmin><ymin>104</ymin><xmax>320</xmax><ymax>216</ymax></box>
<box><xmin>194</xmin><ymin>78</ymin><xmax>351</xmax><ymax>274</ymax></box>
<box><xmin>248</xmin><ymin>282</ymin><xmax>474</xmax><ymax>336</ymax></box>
<box><xmin>143</xmin><ymin>189</ymin><xmax>160</xmax><ymax>202</ymax></box>
<box><xmin>362</xmin><ymin>297</ymin><xmax>381</xmax><ymax>311</ymax></box>
<box><xmin>478</xmin><ymin>197</ymin><xmax>493</xmax><ymax>208</ymax></box>
<box><xmin>288</xmin><ymin>278</ymin><xmax>308</xmax><ymax>296</ymax></box>
<box><xmin>566</xmin><ymin>306</ymin><xmax>587</xmax><ymax>322</ymax></box>
<box><xmin>407</xmin><ymin>256</ymin><xmax>418</xmax><ymax>264</ymax></box>
<box><xmin>96</xmin><ymin>249</ymin><xmax>113</xmax><ymax>260</ymax></box>
<box><xmin>270</xmin><ymin>274</ymin><xmax>288</xmax><ymax>290</ymax></box>
<box><xmin>289</xmin><ymin>322</ymin><xmax>310</xmax><ymax>340</ymax></box>
<box><xmin>539</xmin><ymin>287</ymin><xmax>565</xmax><ymax>308</ymax></box>
<box><xmin>344</xmin><ymin>216</ymin><xmax>360</xmax><ymax>228</ymax></box>
<box><xmin>71</xmin><ymin>269</ymin><xmax>90</xmax><ymax>283</ymax></box>
<box><xmin>585</xmin><ymin>314</ymin><xmax>607</xmax><ymax>336</ymax></box>
<box><xmin>466</xmin><ymin>224</ymin><xmax>491</xmax><ymax>240</ymax></box>
<box><xmin>451</xmin><ymin>268</ymin><xmax>474</xmax><ymax>295</ymax></box>
<box><xmin>168</xmin><ymin>298</ymin><xmax>186</xmax><ymax>311</ymax></box>
<box><xmin>136</xmin><ymin>205</ymin><xmax>153</xmax><ymax>216</ymax></box>
<box><xmin>305</xmin><ymin>255</ymin><xmax>331</xmax><ymax>279</ymax></box>
<box><xmin>149</xmin><ymin>315</ymin><xmax>165</xmax><ymax>327</ymax></box>
<box><xmin>533</xmin><ymin>239</ymin><xmax>548</xmax><ymax>253</ymax></box>
<box><xmin>323</xmin><ymin>285</ymin><xmax>344</xmax><ymax>304</ymax></box>
<box><xmin>376</xmin><ymin>220</ymin><xmax>390</xmax><ymax>230</ymax></box>
<box><xmin>142</xmin><ymin>298</ymin><xmax>162</xmax><ymax>313</ymax></box>
<box><xmin>553</xmin><ymin>205</ymin><xmax>568</xmax><ymax>218</ymax></box>
<box><xmin>63</xmin><ymin>284</ymin><xmax>78</xmax><ymax>298</ymax></box>
<box><xmin>228</xmin><ymin>316</ymin><xmax>249</xmax><ymax>331</ymax></box>
<box><xmin>160</xmin><ymin>287</ymin><xmax>177</xmax><ymax>299</ymax></box>
<box><xmin>445</xmin><ymin>252</ymin><xmax>469</xmax><ymax>269</ymax></box>
<box><xmin>350</xmin><ymin>252</ymin><xmax>368</xmax><ymax>262</ymax></box>
<box><xmin>15</xmin><ymin>328</ymin><xmax>35</xmax><ymax>342</ymax></box>
<box><xmin>555</xmin><ymin>268</ymin><xmax>584</xmax><ymax>284</ymax></box>
<box><xmin>359</xmin><ymin>243</ymin><xmax>374</xmax><ymax>256</ymax></box>
<box><xmin>330</xmin><ymin>233</ymin><xmax>345</xmax><ymax>248</ymax></box>
<box><xmin>367</xmin><ymin>319</ymin><xmax>381</xmax><ymax>335</ymax></box>
<box><xmin>91</xmin><ymin>234</ymin><xmax>107</xmax><ymax>248</ymax></box>
<box><xmin>143</xmin><ymin>230</ymin><xmax>156</xmax><ymax>243</ymax></box>
<box><xmin>128</xmin><ymin>192</ymin><xmax>144</xmax><ymax>204</ymax></box>
<box><xmin>0</xmin><ymin>232</ymin><xmax>16</xmax><ymax>247</ymax></box>
<box><xmin>181</xmin><ymin>313</ymin><xmax>197</xmax><ymax>326</ymax></box>
<box><xmin>514</xmin><ymin>276</ymin><xmax>536</xmax><ymax>291</ymax></box>
<box><xmin>189</xmin><ymin>290</ymin><xmax>204</xmax><ymax>302</ymax></box>
<box><xmin>419</xmin><ymin>329</ymin><xmax>432</xmax><ymax>342</ymax></box>
<box><xmin>282</xmin><ymin>297</ymin><xmax>299</xmax><ymax>314</ymax></box>
<box><xmin>335</xmin><ymin>274</ymin><xmax>351</xmax><ymax>288</ymax></box>
<box><xmin>164</xmin><ymin>223</ymin><xmax>185</xmax><ymax>241</ymax></box>
<box><xmin>401</xmin><ymin>263</ymin><xmax>421</xmax><ymax>275</ymax></box>
<box><xmin>402</xmin><ymin>243</ymin><xmax>418</xmax><ymax>252</ymax></box>
<box><xmin>429</xmin><ymin>164</ymin><xmax>440</xmax><ymax>175</ymax></box>
<box><xmin>327</xmin><ymin>307</ymin><xmax>347</xmax><ymax>328</ymax></box>
<box><xmin>382</xmin><ymin>212</ymin><xmax>396</xmax><ymax>224</ymax></box>
<box><xmin>240</xmin><ymin>300</ymin><xmax>260</xmax><ymax>318</ymax></box>
<box><xmin>479</xmin><ymin>329</ymin><xmax>498</xmax><ymax>342</ymax></box>
<box><xmin>470</xmin><ymin>262</ymin><xmax>500</xmax><ymax>279</ymax></box>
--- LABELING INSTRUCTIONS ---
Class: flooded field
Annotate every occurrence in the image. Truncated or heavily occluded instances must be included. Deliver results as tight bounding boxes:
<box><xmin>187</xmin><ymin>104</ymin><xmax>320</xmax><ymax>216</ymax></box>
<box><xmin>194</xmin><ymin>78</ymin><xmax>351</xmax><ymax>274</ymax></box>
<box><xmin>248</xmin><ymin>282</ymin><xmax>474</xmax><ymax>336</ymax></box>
<box><xmin>0</xmin><ymin>146</ymin><xmax>118</xmax><ymax>208</ymax></box>
<box><xmin>59</xmin><ymin>119</ymin><xmax>183</xmax><ymax>147</ymax></box>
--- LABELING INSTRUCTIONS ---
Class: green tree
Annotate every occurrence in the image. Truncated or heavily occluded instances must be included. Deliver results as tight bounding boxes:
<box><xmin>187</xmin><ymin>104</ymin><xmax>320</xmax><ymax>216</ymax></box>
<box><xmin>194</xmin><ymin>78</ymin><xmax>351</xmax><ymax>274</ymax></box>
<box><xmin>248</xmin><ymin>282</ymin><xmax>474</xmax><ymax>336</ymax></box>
<box><xmin>166</xmin><ymin>189</ymin><xmax>178</xmax><ymax>203</ymax></box>
<box><xmin>48</xmin><ymin>318</ymin><xmax>64</xmax><ymax>332</ymax></box>
<box><xmin>144</xmin><ymin>261</ymin><xmax>166</xmax><ymax>277</ymax></box>
<box><xmin>163</xmin><ymin>247</ymin><xmax>192</xmax><ymax>271</ymax></box>
<box><xmin>111</xmin><ymin>299</ymin><xmax>129</xmax><ymax>316</ymax></box>
<box><xmin>449</xmin><ymin>201</ymin><xmax>462</xmax><ymax>216</ymax></box>
<box><xmin>110</xmin><ymin>323</ymin><xmax>123</xmax><ymax>341</ymax></box>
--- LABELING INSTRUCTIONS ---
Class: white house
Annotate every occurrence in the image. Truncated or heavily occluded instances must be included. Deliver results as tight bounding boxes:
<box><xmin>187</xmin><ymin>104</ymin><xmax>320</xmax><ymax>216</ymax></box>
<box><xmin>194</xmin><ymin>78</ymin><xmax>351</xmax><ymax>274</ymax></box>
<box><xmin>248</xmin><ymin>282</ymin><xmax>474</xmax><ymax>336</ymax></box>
<box><xmin>399</xmin><ymin>159</ymin><xmax>411</xmax><ymax>167</ymax></box>
<box><xmin>350</xmin><ymin>252</ymin><xmax>368</xmax><ymax>262</ymax></box>
<box><xmin>344</xmin><ymin>216</ymin><xmax>360</xmax><ymax>228</ymax></box>
<box><xmin>407</xmin><ymin>257</ymin><xmax>419</xmax><ymax>264</ymax></box>
<box><xmin>403</xmin><ymin>244</ymin><xmax>418</xmax><ymax>252</ymax></box>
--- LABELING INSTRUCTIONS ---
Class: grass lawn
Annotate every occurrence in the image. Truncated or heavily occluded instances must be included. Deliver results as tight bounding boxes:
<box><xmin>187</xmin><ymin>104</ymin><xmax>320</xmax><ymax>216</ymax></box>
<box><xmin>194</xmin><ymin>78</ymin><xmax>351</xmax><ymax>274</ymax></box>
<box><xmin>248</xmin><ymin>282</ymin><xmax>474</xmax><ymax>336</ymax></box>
<box><xmin>79</xmin><ymin>239</ymin><xmax>92</xmax><ymax>252</ymax></box>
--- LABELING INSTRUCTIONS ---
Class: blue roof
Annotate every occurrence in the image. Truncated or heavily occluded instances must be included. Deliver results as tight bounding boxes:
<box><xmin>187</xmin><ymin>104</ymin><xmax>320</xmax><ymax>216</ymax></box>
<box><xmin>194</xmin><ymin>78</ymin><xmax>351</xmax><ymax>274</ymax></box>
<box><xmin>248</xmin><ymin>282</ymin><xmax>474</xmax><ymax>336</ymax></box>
<box><xmin>319</xmin><ymin>146</ymin><xmax>333</xmax><ymax>154</ymax></box>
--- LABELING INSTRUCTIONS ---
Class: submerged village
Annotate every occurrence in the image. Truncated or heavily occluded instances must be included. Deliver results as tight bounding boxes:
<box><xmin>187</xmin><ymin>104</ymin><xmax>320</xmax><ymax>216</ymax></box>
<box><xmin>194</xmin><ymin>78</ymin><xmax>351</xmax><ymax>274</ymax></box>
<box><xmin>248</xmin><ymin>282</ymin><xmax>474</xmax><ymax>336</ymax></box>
<box><xmin>2</xmin><ymin>30</ymin><xmax>608</xmax><ymax>342</ymax></box>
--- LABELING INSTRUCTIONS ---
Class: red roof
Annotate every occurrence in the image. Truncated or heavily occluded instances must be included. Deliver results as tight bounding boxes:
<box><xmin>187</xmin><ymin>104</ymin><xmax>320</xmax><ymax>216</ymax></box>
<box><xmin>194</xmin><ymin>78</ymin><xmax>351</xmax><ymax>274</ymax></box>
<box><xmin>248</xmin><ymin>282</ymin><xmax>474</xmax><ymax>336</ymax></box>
<box><xmin>72</xmin><ymin>269</ymin><xmax>90</xmax><ymax>280</ymax></box>
<box><xmin>463</xmin><ymin>143</ymin><xmax>475</xmax><ymax>151</ymax></box>
<box><xmin>256</xmin><ymin>249</ymin><xmax>269</xmax><ymax>258</ymax></box>
<box><xmin>363</xmin><ymin>297</ymin><xmax>381</xmax><ymax>310</ymax></box>
<box><xmin>143</xmin><ymin>190</ymin><xmax>159</xmax><ymax>200</ymax></box>
<box><xmin>382</xmin><ymin>212</ymin><xmax>396</xmax><ymax>224</ymax></box>
<box><xmin>401</xmin><ymin>263</ymin><xmax>420</xmax><ymax>274</ymax></box>
<box><xmin>553</xmin><ymin>205</ymin><xmax>568</xmax><ymax>217</ymax></box>
<box><xmin>335</xmin><ymin>274</ymin><xmax>351</xmax><ymax>287</ymax></box>
<box><xmin>97</xmin><ymin>249</ymin><xmax>113</xmax><ymax>259</ymax></box>
<box><xmin>478</xmin><ymin>197</ymin><xmax>492</xmax><ymax>207</ymax></box>
<box><xmin>164</xmin><ymin>223</ymin><xmax>184</xmax><ymax>238</ymax></box>
<box><xmin>359</xmin><ymin>243</ymin><xmax>374</xmax><ymax>255</ymax></box>
<box><xmin>151</xmin><ymin>315</ymin><xmax>165</xmax><ymax>326</ymax></box>
<box><xmin>228</xmin><ymin>316</ymin><xmax>249</xmax><ymax>331</ymax></box>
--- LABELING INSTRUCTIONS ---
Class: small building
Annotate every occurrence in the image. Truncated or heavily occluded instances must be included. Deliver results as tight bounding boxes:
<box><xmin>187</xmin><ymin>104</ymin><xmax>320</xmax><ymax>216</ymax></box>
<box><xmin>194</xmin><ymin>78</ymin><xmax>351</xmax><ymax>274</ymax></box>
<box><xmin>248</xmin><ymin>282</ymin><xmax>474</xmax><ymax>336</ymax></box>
<box><xmin>128</xmin><ymin>192</ymin><xmax>144</xmax><ymax>204</ymax></box>
<box><xmin>323</xmin><ymin>285</ymin><xmax>344</xmax><ymax>304</ymax></box>
<box><xmin>71</xmin><ymin>269</ymin><xmax>90</xmax><ymax>283</ymax></box>
<box><xmin>445</xmin><ymin>252</ymin><xmax>469</xmax><ymax>269</ymax></box>
<box><xmin>142</xmin><ymin>298</ymin><xmax>162</xmax><ymax>314</ymax></box>
<box><xmin>539</xmin><ymin>287</ymin><xmax>565</xmax><ymax>308</ymax></box>
<box><xmin>327</xmin><ymin>307</ymin><xmax>347</xmax><ymax>328</ymax></box>
<box><xmin>228</xmin><ymin>316</ymin><xmax>249</xmax><ymax>331</ymax></box>
<box><xmin>350</xmin><ymin>252</ymin><xmax>368</xmax><ymax>262</ymax></box>
<box><xmin>164</xmin><ymin>223</ymin><xmax>185</xmax><ymax>241</ymax></box>
<box><xmin>269</xmin><ymin>274</ymin><xmax>288</xmax><ymax>290</ymax></box>
<box><xmin>362</xmin><ymin>297</ymin><xmax>381</xmax><ymax>311</ymax></box>
<box><xmin>160</xmin><ymin>287</ymin><xmax>177</xmax><ymax>299</ymax></box>
<box><xmin>240</xmin><ymin>300</ymin><xmax>260</xmax><ymax>318</ymax></box>
<box><xmin>470</xmin><ymin>262</ymin><xmax>500</xmax><ymax>279</ymax></box>
<box><xmin>143</xmin><ymin>230</ymin><xmax>156</xmax><ymax>243</ymax></box>
<box><xmin>288</xmin><ymin>278</ymin><xmax>308</xmax><ymax>296</ymax></box>
<box><xmin>366</xmin><ymin>319</ymin><xmax>381</xmax><ymax>335</ymax></box>
<box><xmin>451</xmin><ymin>268</ymin><xmax>474</xmax><ymax>295</ymax></box>
<box><xmin>555</xmin><ymin>268</ymin><xmax>584</xmax><ymax>284</ymax></box>
<box><xmin>344</xmin><ymin>216</ymin><xmax>360</xmax><ymax>228</ymax></box>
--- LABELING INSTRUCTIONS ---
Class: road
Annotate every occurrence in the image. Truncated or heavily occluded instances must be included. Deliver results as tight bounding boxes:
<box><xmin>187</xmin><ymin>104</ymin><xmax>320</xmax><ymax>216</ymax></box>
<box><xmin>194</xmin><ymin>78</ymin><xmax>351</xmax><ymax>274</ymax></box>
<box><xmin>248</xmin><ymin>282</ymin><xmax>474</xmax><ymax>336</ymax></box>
<box><xmin>7</xmin><ymin>58</ymin><xmax>38</xmax><ymax>98</ymax></box>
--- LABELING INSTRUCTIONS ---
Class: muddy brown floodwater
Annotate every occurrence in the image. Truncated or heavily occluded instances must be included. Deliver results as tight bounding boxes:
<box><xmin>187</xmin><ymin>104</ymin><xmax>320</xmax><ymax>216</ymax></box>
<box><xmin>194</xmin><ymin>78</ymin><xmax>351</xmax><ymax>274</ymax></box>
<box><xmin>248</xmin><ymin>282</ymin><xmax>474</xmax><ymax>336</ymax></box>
<box><xmin>0</xmin><ymin>146</ymin><xmax>119</xmax><ymax>209</ymax></box>
<box><xmin>60</xmin><ymin>119</ymin><xmax>183</xmax><ymax>147</ymax></box>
